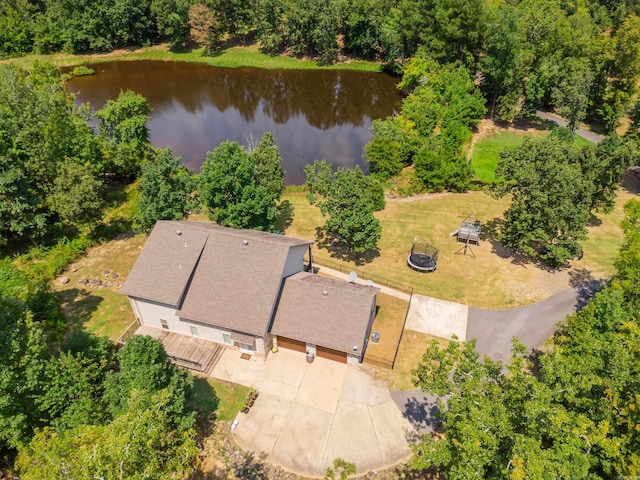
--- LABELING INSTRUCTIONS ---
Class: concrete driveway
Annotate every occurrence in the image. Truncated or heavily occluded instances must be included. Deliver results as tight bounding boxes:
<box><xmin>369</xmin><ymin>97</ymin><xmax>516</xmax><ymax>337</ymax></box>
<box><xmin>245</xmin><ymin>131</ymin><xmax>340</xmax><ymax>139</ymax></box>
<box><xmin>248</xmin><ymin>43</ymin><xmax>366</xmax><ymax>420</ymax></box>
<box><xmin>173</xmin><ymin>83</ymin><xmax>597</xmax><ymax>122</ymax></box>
<box><xmin>210</xmin><ymin>348</ymin><xmax>414</xmax><ymax>477</ymax></box>
<box><xmin>405</xmin><ymin>294</ymin><xmax>468</xmax><ymax>340</ymax></box>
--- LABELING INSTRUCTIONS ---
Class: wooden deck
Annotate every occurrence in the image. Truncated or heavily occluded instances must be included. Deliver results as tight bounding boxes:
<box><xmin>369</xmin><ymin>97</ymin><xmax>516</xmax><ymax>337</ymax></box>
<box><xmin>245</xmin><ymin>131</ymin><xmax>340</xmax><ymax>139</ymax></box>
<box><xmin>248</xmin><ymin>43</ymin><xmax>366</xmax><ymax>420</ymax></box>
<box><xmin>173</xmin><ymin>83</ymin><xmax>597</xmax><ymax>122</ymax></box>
<box><xmin>134</xmin><ymin>326</ymin><xmax>225</xmax><ymax>375</ymax></box>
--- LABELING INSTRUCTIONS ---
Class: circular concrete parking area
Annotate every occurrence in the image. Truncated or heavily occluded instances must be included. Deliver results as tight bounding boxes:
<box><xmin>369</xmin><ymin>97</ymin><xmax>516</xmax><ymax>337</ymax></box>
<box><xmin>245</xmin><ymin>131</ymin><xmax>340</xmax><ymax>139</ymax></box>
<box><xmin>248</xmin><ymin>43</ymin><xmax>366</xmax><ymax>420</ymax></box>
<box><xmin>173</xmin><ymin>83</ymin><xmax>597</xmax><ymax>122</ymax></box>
<box><xmin>211</xmin><ymin>348</ymin><xmax>414</xmax><ymax>477</ymax></box>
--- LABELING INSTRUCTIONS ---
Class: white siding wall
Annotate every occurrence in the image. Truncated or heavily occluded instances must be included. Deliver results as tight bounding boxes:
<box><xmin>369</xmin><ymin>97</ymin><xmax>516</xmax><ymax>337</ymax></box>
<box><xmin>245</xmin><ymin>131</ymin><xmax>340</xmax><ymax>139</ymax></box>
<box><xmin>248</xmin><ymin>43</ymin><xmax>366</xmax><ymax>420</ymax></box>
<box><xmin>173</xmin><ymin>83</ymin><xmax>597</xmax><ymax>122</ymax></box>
<box><xmin>130</xmin><ymin>297</ymin><xmax>266</xmax><ymax>357</ymax></box>
<box><xmin>254</xmin><ymin>337</ymin><xmax>266</xmax><ymax>356</ymax></box>
<box><xmin>131</xmin><ymin>297</ymin><xmax>179</xmax><ymax>329</ymax></box>
<box><xmin>282</xmin><ymin>244</ymin><xmax>309</xmax><ymax>278</ymax></box>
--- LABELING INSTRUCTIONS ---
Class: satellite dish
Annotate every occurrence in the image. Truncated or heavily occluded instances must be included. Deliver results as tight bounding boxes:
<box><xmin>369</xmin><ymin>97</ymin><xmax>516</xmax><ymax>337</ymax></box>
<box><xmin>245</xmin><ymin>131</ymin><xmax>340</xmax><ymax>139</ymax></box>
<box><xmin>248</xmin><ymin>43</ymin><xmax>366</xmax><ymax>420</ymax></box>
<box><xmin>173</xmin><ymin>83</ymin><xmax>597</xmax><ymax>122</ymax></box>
<box><xmin>366</xmin><ymin>280</ymin><xmax>373</xmax><ymax>287</ymax></box>
<box><xmin>348</xmin><ymin>271</ymin><xmax>357</xmax><ymax>283</ymax></box>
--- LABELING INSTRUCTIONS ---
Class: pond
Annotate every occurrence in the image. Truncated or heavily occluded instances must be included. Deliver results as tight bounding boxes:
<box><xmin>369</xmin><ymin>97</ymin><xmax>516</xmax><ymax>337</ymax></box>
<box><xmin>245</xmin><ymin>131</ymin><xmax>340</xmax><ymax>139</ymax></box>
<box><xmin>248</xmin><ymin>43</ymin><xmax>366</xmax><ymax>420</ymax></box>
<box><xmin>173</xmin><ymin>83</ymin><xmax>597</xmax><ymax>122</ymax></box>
<box><xmin>66</xmin><ymin>60</ymin><xmax>402</xmax><ymax>184</ymax></box>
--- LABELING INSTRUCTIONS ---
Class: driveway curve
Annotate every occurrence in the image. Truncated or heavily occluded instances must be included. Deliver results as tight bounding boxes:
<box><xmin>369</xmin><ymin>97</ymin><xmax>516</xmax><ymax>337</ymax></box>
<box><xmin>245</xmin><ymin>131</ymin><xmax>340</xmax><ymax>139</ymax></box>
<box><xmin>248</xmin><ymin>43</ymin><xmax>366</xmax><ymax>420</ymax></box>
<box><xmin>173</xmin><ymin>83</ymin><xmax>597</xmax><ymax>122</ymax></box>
<box><xmin>393</xmin><ymin>281</ymin><xmax>604</xmax><ymax>432</ymax></box>
<box><xmin>536</xmin><ymin>110</ymin><xmax>604</xmax><ymax>144</ymax></box>
<box><xmin>211</xmin><ymin>348</ymin><xmax>414</xmax><ymax>477</ymax></box>
<box><xmin>466</xmin><ymin>280</ymin><xmax>603</xmax><ymax>363</ymax></box>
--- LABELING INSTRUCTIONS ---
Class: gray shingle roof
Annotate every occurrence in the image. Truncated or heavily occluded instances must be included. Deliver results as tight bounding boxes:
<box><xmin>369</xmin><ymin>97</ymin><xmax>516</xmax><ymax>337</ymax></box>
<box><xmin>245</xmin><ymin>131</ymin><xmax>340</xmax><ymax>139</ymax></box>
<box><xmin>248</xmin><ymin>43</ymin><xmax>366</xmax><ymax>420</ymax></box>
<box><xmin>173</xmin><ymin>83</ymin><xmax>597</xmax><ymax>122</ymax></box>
<box><xmin>177</xmin><ymin>228</ymin><xmax>311</xmax><ymax>335</ymax></box>
<box><xmin>271</xmin><ymin>272</ymin><xmax>380</xmax><ymax>356</ymax></box>
<box><xmin>122</xmin><ymin>220</ymin><xmax>313</xmax><ymax>336</ymax></box>
<box><xmin>120</xmin><ymin>221</ymin><xmax>210</xmax><ymax>306</ymax></box>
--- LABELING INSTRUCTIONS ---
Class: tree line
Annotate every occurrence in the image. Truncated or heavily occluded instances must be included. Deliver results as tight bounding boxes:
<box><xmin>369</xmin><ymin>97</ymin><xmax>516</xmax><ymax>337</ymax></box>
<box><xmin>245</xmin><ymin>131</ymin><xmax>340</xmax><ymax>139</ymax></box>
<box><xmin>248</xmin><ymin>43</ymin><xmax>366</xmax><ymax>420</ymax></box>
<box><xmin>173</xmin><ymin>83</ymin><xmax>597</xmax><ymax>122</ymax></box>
<box><xmin>3</xmin><ymin>0</ymin><xmax>640</xmax><ymax>129</ymax></box>
<box><xmin>0</xmin><ymin>62</ymin><xmax>155</xmax><ymax>249</ymax></box>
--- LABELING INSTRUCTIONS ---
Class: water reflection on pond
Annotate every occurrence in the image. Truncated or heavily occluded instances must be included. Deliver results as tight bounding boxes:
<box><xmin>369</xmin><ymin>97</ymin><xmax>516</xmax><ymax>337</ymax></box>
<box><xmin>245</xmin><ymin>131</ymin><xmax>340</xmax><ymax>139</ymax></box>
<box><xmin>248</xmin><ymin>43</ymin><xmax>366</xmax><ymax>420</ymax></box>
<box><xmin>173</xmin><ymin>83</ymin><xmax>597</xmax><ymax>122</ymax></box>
<box><xmin>66</xmin><ymin>60</ymin><xmax>401</xmax><ymax>184</ymax></box>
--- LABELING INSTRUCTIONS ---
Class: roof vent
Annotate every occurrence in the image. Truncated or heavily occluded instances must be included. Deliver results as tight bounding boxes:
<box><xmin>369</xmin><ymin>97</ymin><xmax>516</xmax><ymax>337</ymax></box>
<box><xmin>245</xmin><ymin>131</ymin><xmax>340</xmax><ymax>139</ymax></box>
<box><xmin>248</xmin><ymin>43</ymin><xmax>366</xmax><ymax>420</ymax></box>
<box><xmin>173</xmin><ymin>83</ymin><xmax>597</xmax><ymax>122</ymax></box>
<box><xmin>176</xmin><ymin>230</ymin><xmax>182</xmax><ymax>236</ymax></box>
<box><xmin>242</xmin><ymin>239</ymin><xmax>249</xmax><ymax>248</ymax></box>
<box><xmin>322</xmin><ymin>289</ymin><xmax>329</xmax><ymax>299</ymax></box>
<box><xmin>353</xmin><ymin>345</ymin><xmax>358</xmax><ymax>351</ymax></box>
<box><xmin>348</xmin><ymin>271</ymin><xmax>357</xmax><ymax>283</ymax></box>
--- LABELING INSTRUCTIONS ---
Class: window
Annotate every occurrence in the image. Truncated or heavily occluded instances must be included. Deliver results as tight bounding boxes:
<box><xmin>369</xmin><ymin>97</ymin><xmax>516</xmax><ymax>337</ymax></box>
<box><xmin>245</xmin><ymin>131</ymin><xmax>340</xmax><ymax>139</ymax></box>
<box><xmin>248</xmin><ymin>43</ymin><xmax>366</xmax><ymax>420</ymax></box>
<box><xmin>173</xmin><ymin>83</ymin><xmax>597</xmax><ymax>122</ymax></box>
<box><xmin>238</xmin><ymin>342</ymin><xmax>254</xmax><ymax>352</ymax></box>
<box><xmin>160</xmin><ymin>319</ymin><xmax>169</xmax><ymax>330</ymax></box>
<box><xmin>223</xmin><ymin>333</ymin><xmax>232</xmax><ymax>344</ymax></box>
<box><xmin>189</xmin><ymin>326</ymin><xmax>199</xmax><ymax>337</ymax></box>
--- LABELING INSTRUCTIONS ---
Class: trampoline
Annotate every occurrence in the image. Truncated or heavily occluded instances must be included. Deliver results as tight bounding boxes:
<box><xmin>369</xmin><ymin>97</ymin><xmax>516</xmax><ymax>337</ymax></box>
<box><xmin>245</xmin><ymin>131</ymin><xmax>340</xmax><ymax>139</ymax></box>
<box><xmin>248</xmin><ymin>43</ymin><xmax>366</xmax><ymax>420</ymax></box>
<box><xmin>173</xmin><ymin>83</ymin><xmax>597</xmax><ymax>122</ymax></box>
<box><xmin>407</xmin><ymin>241</ymin><xmax>439</xmax><ymax>272</ymax></box>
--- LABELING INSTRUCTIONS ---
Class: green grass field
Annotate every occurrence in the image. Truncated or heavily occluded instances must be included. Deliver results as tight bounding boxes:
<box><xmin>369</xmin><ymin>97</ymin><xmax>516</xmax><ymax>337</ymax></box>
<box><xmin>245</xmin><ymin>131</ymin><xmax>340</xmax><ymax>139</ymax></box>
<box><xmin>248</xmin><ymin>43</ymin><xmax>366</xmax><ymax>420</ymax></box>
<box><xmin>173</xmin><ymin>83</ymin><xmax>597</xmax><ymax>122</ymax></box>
<box><xmin>364</xmin><ymin>293</ymin><xmax>409</xmax><ymax>368</ymax></box>
<box><xmin>470</xmin><ymin>130</ymin><xmax>595</xmax><ymax>183</ymax></box>
<box><xmin>2</xmin><ymin>43</ymin><xmax>382</xmax><ymax>72</ymax></box>
<box><xmin>470</xmin><ymin>132</ymin><xmax>535</xmax><ymax>183</ymax></box>
<box><xmin>190</xmin><ymin>376</ymin><xmax>250</xmax><ymax>422</ymax></box>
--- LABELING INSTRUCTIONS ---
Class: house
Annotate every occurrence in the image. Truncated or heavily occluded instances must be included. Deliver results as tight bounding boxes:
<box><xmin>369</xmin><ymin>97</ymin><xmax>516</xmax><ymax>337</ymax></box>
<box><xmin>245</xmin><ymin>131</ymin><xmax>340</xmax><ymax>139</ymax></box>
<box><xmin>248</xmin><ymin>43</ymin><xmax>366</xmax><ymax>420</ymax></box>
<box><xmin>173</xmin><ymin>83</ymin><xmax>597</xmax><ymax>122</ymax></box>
<box><xmin>120</xmin><ymin>221</ymin><xmax>379</xmax><ymax>367</ymax></box>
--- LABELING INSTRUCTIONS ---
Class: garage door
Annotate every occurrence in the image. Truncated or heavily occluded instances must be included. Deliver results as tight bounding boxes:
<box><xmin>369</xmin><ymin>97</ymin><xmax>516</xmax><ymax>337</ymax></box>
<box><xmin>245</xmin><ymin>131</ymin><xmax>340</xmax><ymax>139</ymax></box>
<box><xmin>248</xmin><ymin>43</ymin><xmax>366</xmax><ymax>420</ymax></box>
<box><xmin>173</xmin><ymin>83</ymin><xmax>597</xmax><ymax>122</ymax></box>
<box><xmin>317</xmin><ymin>346</ymin><xmax>347</xmax><ymax>363</ymax></box>
<box><xmin>277</xmin><ymin>337</ymin><xmax>306</xmax><ymax>353</ymax></box>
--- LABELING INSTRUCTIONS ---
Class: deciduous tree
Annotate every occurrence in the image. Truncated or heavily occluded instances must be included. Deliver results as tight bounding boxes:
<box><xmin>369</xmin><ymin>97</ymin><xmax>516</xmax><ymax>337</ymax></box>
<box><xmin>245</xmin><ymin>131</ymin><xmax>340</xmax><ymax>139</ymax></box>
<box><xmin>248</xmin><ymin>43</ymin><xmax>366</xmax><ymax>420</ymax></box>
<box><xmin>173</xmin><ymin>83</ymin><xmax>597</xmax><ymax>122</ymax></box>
<box><xmin>103</xmin><ymin>335</ymin><xmax>193</xmax><ymax>426</ymax></box>
<box><xmin>47</xmin><ymin>159</ymin><xmax>104</xmax><ymax>230</ymax></box>
<box><xmin>490</xmin><ymin>135</ymin><xmax>594</xmax><ymax>265</ymax></box>
<box><xmin>491</xmin><ymin>130</ymin><xmax>632</xmax><ymax>266</ymax></box>
<box><xmin>96</xmin><ymin>89</ymin><xmax>152</xmax><ymax>178</ymax></box>
<box><xmin>306</xmin><ymin>164</ymin><xmax>383</xmax><ymax>254</ymax></box>
<box><xmin>412</xmin><ymin>270</ymin><xmax>640</xmax><ymax>478</ymax></box>
<box><xmin>198</xmin><ymin>135</ymin><xmax>285</xmax><ymax>231</ymax></box>
<box><xmin>188</xmin><ymin>3</ymin><xmax>220</xmax><ymax>54</ymax></box>
<box><xmin>16</xmin><ymin>390</ymin><xmax>199</xmax><ymax>480</ymax></box>
<box><xmin>137</xmin><ymin>148</ymin><xmax>196</xmax><ymax>230</ymax></box>
<box><xmin>252</xmin><ymin>132</ymin><xmax>285</xmax><ymax>201</ymax></box>
<box><xmin>0</xmin><ymin>295</ymin><xmax>47</xmax><ymax>450</ymax></box>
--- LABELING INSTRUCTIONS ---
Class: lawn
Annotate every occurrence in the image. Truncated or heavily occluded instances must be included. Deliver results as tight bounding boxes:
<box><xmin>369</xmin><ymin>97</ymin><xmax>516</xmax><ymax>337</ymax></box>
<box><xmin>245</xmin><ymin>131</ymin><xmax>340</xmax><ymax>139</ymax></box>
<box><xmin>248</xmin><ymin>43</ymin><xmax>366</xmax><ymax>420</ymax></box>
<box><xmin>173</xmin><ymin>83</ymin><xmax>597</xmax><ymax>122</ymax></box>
<box><xmin>470</xmin><ymin>130</ymin><xmax>595</xmax><ymax>183</ymax></box>
<box><xmin>2</xmin><ymin>43</ymin><xmax>382</xmax><ymax>72</ymax></box>
<box><xmin>364</xmin><ymin>293</ymin><xmax>410</xmax><ymax>368</ymax></box>
<box><xmin>470</xmin><ymin>131</ymin><xmax>539</xmax><ymax>183</ymax></box>
<box><xmin>282</xmin><ymin>172</ymin><xmax>635</xmax><ymax>309</ymax></box>
<box><xmin>190</xmin><ymin>376</ymin><xmax>250</xmax><ymax>422</ymax></box>
<box><xmin>374</xmin><ymin>330</ymin><xmax>449</xmax><ymax>391</ymax></box>
<box><xmin>53</xmin><ymin>233</ymin><xmax>147</xmax><ymax>340</ymax></box>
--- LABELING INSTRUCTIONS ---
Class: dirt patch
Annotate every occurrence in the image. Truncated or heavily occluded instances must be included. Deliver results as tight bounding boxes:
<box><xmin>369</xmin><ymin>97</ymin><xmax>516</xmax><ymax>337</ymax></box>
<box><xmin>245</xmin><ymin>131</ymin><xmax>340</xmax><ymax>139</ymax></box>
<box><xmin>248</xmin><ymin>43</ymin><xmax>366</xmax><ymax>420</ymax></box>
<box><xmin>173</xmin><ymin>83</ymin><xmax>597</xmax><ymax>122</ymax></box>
<box><xmin>386</xmin><ymin>191</ymin><xmax>451</xmax><ymax>203</ymax></box>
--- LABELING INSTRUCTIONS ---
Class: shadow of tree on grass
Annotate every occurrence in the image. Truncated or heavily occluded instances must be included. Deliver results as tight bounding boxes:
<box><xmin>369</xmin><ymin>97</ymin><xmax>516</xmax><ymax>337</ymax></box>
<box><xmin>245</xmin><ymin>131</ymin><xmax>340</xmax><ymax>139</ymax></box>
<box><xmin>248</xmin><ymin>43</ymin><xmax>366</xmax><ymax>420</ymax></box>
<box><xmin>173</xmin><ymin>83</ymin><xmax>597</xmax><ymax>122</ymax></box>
<box><xmin>56</xmin><ymin>288</ymin><xmax>104</xmax><ymax>330</ymax></box>
<box><xmin>274</xmin><ymin>200</ymin><xmax>294</xmax><ymax>233</ymax></box>
<box><xmin>482</xmin><ymin>217</ymin><xmax>572</xmax><ymax>273</ymax></box>
<box><xmin>314</xmin><ymin>227</ymin><xmax>380</xmax><ymax>266</ymax></box>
